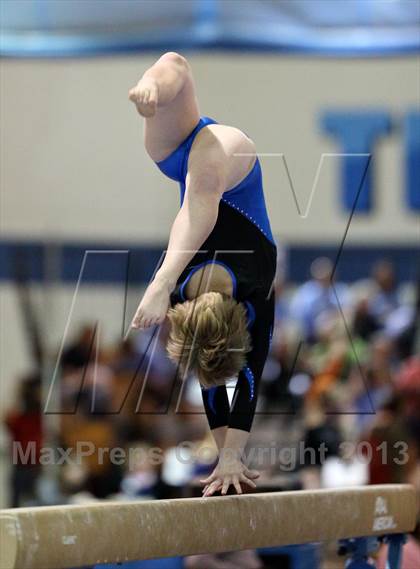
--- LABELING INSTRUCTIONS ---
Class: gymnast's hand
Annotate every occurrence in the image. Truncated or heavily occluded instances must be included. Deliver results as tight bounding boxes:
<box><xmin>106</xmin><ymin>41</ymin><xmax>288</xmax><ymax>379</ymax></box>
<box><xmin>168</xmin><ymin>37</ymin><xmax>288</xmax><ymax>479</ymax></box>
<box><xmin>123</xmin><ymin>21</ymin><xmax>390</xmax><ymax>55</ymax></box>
<box><xmin>200</xmin><ymin>455</ymin><xmax>260</xmax><ymax>497</ymax></box>
<box><xmin>131</xmin><ymin>277</ymin><xmax>171</xmax><ymax>329</ymax></box>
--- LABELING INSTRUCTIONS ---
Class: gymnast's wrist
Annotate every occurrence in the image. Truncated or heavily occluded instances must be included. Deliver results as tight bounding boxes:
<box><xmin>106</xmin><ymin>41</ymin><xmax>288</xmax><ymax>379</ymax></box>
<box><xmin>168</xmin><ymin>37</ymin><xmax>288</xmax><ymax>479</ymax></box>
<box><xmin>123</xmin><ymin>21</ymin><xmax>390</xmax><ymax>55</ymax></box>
<box><xmin>153</xmin><ymin>270</ymin><xmax>177</xmax><ymax>293</ymax></box>
<box><xmin>219</xmin><ymin>447</ymin><xmax>244</xmax><ymax>463</ymax></box>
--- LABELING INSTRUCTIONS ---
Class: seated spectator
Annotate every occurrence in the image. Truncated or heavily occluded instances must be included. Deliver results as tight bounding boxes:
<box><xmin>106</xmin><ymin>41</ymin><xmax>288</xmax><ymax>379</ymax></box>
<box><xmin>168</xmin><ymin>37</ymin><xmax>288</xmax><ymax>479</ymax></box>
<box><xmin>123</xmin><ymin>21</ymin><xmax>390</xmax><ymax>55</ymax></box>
<box><xmin>61</xmin><ymin>324</ymin><xmax>96</xmax><ymax>371</ymax></box>
<box><xmin>290</xmin><ymin>257</ymin><xmax>350</xmax><ymax>343</ymax></box>
<box><xmin>61</xmin><ymin>349</ymin><xmax>114</xmax><ymax>414</ymax></box>
<box><xmin>306</xmin><ymin>311</ymin><xmax>367</xmax><ymax>403</ymax></box>
<box><xmin>111</xmin><ymin>337</ymin><xmax>140</xmax><ymax>375</ymax></box>
<box><xmin>368</xmin><ymin>260</ymin><xmax>399</xmax><ymax>327</ymax></box>
<box><xmin>353</xmin><ymin>296</ymin><xmax>380</xmax><ymax>341</ymax></box>
<box><xmin>349</xmin><ymin>334</ymin><xmax>396</xmax><ymax>430</ymax></box>
<box><xmin>60</xmin><ymin>391</ymin><xmax>122</xmax><ymax>499</ymax></box>
<box><xmin>395</xmin><ymin>356</ymin><xmax>420</xmax><ymax>442</ymax></box>
<box><xmin>361</xmin><ymin>395</ymin><xmax>417</xmax><ymax>485</ymax></box>
<box><xmin>4</xmin><ymin>373</ymin><xmax>43</xmax><ymax>507</ymax></box>
<box><xmin>300</xmin><ymin>396</ymin><xmax>343</xmax><ymax>489</ymax></box>
<box><xmin>120</xmin><ymin>441</ymin><xmax>159</xmax><ymax>499</ymax></box>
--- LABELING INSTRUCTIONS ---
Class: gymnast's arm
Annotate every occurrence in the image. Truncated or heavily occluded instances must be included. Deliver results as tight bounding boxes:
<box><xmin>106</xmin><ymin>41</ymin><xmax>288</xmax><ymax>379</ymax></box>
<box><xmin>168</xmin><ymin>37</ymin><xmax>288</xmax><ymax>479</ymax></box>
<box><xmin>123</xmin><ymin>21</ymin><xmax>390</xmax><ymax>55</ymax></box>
<box><xmin>200</xmin><ymin>387</ymin><xmax>260</xmax><ymax>496</ymax></box>
<box><xmin>131</xmin><ymin>165</ymin><xmax>225</xmax><ymax>330</ymax></box>
<box><xmin>201</xmin><ymin>292</ymin><xmax>275</xmax><ymax>496</ymax></box>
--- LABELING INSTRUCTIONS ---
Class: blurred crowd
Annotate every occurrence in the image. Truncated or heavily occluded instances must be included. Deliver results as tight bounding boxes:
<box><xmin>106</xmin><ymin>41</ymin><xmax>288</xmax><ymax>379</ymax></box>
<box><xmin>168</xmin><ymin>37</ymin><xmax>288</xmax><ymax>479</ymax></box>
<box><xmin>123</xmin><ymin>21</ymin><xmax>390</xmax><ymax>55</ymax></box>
<box><xmin>3</xmin><ymin>257</ymin><xmax>420</xmax><ymax>565</ymax></box>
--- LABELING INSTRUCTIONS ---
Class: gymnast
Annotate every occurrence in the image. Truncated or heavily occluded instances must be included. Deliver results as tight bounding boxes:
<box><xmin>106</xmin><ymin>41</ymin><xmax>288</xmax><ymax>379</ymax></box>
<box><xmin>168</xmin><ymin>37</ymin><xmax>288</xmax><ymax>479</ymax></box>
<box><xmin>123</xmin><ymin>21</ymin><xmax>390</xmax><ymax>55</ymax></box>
<box><xmin>129</xmin><ymin>52</ymin><xmax>277</xmax><ymax>498</ymax></box>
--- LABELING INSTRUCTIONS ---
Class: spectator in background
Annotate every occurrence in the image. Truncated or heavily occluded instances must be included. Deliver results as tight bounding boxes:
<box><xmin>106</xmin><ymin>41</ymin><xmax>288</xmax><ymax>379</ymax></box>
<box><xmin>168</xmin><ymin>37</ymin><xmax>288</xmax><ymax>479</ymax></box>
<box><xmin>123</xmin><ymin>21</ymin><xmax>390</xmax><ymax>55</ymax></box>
<box><xmin>368</xmin><ymin>260</ymin><xmax>399</xmax><ymax>327</ymax></box>
<box><xmin>4</xmin><ymin>373</ymin><xmax>43</xmax><ymax>507</ymax></box>
<box><xmin>133</xmin><ymin>322</ymin><xmax>176</xmax><ymax>383</ymax></box>
<box><xmin>386</xmin><ymin>276</ymin><xmax>419</xmax><ymax>360</ymax></box>
<box><xmin>61</xmin><ymin>324</ymin><xmax>96</xmax><ymax>372</ymax></box>
<box><xmin>290</xmin><ymin>257</ymin><xmax>350</xmax><ymax>343</ymax></box>
<box><xmin>303</xmin><ymin>308</ymin><xmax>368</xmax><ymax>406</ymax></box>
<box><xmin>61</xmin><ymin>347</ymin><xmax>114</xmax><ymax>414</ymax></box>
<box><xmin>111</xmin><ymin>337</ymin><xmax>140</xmax><ymax>376</ymax></box>
<box><xmin>260</xmin><ymin>323</ymin><xmax>303</xmax><ymax>414</ymax></box>
<box><xmin>363</xmin><ymin>260</ymin><xmax>418</xmax><ymax>360</ymax></box>
<box><xmin>273</xmin><ymin>273</ymin><xmax>291</xmax><ymax>329</ymax></box>
<box><xmin>361</xmin><ymin>395</ymin><xmax>416</xmax><ymax>486</ymax></box>
<box><xmin>119</xmin><ymin>441</ymin><xmax>159</xmax><ymax>499</ymax></box>
<box><xmin>348</xmin><ymin>334</ymin><xmax>396</xmax><ymax>420</ymax></box>
<box><xmin>300</xmin><ymin>395</ymin><xmax>343</xmax><ymax>489</ymax></box>
<box><xmin>60</xmin><ymin>390</ymin><xmax>122</xmax><ymax>499</ymax></box>
<box><xmin>353</xmin><ymin>295</ymin><xmax>380</xmax><ymax>341</ymax></box>
<box><xmin>395</xmin><ymin>356</ymin><xmax>420</xmax><ymax>443</ymax></box>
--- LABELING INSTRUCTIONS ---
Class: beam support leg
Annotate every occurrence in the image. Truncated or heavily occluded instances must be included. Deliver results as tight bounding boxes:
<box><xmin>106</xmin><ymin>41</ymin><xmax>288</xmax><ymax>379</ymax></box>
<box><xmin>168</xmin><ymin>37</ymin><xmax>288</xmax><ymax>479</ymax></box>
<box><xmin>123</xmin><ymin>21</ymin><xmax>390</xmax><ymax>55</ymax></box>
<box><xmin>338</xmin><ymin>537</ymin><xmax>378</xmax><ymax>568</ymax></box>
<box><xmin>384</xmin><ymin>534</ymin><xmax>406</xmax><ymax>569</ymax></box>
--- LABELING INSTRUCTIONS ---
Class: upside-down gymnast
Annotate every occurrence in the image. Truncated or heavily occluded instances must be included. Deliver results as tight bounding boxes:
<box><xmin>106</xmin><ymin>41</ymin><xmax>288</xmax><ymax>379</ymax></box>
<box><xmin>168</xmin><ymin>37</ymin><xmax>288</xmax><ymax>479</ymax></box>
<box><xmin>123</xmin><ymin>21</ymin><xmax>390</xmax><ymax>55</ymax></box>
<box><xmin>129</xmin><ymin>52</ymin><xmax>277</xmax><ymax>498</ymax></box>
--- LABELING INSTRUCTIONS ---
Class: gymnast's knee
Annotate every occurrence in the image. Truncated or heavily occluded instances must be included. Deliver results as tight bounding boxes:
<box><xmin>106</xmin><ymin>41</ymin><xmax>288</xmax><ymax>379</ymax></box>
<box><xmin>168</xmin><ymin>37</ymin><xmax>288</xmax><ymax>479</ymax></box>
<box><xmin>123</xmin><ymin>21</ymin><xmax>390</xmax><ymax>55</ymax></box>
<box><xmin>159</xmin><ymin>51</ymin><xmax>190</xmax><ymax>72</ymax></box>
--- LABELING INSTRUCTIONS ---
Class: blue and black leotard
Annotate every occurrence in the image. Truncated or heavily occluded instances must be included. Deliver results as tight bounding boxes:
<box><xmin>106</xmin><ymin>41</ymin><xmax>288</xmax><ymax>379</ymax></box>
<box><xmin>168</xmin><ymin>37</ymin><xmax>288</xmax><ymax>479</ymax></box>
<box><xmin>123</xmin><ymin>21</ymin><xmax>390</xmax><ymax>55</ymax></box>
<box><xmin>156</xmin><ymin>117</ymin><xmax>277</xmax><ymax>432</ymax></box>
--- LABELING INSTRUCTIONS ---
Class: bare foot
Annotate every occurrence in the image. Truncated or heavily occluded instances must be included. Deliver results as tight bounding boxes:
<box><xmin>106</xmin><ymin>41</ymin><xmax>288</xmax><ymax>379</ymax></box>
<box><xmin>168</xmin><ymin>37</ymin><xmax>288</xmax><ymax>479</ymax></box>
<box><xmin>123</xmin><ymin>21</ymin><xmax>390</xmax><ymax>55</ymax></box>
<box><xmin>128</xmin><ymin>76</ymin><xmax>158</xmax><ymax>117</ymax></box>
<box><xmin>131</xmin><ymin>278</ymin><xmax>170</xmax><ymax>329</ymax></box>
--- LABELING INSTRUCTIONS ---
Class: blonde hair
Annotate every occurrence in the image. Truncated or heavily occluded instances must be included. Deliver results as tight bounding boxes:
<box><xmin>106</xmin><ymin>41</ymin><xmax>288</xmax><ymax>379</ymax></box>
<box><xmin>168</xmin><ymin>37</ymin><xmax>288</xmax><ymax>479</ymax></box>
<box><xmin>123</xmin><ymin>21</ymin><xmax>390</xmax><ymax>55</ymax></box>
<box><xmin>167</xmin><ymin>292</ymin><xmax>251</xmax><ymax>388</ymax></box>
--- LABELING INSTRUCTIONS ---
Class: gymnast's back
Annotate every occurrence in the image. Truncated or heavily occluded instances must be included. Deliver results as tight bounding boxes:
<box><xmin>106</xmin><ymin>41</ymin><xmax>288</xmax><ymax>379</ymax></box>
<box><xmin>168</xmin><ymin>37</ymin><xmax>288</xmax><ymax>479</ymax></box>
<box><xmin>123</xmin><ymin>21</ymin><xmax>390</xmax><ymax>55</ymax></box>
<box><xmin>155</xmin><ymin>116</ymin><xmax>276</xmax><ymax>300</ymax></box>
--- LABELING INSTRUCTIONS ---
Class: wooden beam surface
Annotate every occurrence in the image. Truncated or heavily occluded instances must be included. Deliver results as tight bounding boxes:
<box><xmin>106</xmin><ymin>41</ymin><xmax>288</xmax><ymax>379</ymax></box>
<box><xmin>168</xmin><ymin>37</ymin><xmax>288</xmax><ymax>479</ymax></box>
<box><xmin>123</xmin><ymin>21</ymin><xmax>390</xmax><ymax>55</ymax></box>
<box><xmin>0</xmin><ymin>485</ymin><xmax>417</xmax><ymax>569</ymax></box>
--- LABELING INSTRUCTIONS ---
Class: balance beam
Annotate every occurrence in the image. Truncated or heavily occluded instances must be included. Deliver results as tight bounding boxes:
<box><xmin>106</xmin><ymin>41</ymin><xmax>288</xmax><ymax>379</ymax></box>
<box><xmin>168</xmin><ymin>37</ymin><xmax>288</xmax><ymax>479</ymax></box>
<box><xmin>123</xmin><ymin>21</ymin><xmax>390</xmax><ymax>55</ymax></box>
<box><xmin>0</xmin><ymin>485</ymin><xmax>417</xmax><ymax>569</ymax></box>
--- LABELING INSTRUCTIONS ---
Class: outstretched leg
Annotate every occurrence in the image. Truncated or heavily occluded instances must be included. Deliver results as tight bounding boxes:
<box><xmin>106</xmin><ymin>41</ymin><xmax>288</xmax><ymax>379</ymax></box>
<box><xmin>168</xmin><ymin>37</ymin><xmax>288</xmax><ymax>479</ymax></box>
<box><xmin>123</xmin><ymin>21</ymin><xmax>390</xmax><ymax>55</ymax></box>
<box><xmin>129</xmin><ymin>52</ymin><xmax>200</xmax><ymax>162</ymax></box>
